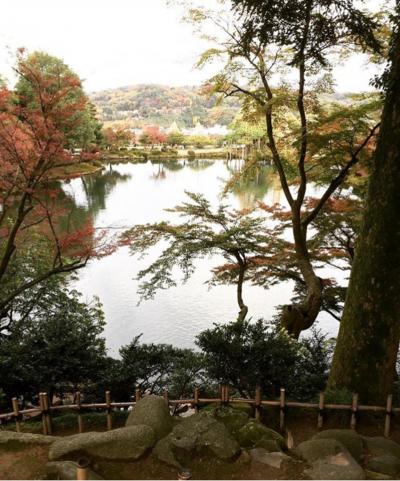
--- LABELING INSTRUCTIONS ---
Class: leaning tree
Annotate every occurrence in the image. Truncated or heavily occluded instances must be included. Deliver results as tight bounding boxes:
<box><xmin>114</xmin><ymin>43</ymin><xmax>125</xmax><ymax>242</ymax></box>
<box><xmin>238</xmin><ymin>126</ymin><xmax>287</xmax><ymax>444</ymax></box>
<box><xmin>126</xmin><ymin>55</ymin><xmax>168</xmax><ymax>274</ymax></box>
<box><xmin>121</xmin><ymin>192</ymin><xmax>275</xmax><ymax>322</ymax></box>
<box><xmin>183</xmin><ymin>0</ymin><xmax>383</xmax><ymax>336</ymax></box>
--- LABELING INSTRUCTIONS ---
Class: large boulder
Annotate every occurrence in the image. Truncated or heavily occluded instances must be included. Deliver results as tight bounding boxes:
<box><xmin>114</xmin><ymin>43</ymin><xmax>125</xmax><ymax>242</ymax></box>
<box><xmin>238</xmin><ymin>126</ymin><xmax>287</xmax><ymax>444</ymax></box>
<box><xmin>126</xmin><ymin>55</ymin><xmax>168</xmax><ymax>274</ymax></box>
<box><xmin>46</xmin><ymin>461</ymin><xmax>103</xmax><ymax>480</ymax></box>
<box><xmin>296</xmin><ymin>438</ymin><xmax>347</xmax><ymax>463</ymax></box>
<box><xmin>0</xmin><ymin>430</ymin><xmax>59</xmax><ymax>446</ymax></box>
<box><xmin>153</xmin><ymin>437</ymin><xmax>182</xmax><ymax>469</ymax></box>
<box><xmin>126</xmin><ymin>395</ymin><xmax>173</xmax><ymax>440</ymax></box>
<box><xmin>363</xmin><ymin>436</ymin><xmax>400</xmax><ymax>460</ymax></box>
<box><xmin>365</xmin><ymin>469</ymin><xmax>392</xmax><ymax>480</ymax></box>
<box><xmin>366</xmin><ymin>454</ymin><xmax>400</xmax><ymax>478</ymax></box>
<box><xmin>209</xmin><ymin>406</ymin><xmax>250</xmax><ymax>437</ymax></box>
<box><xmin>237</xmin><ymin>420</ymin><xmax>286</xmax><ymax>450</ymax></box>
<box><xmin>297</xmin><ymin>438</ymin><xmax>365</xmax><ymax>480</ymax></box>
<box><xmin>250</xmin><ymin>448</ymin><xmax>292</xmax><ymax>469</ymax></box>
<box><xmin>49</xmin><ymin>425</ymin><xmax>155</xmax><ymax>461</ymax></box>
<box><xmin>313</xmin><ymin>429</ymin><xmax>364</xmax><ymax>462</ymax></box>
<box><xmin>305</xmin><ymin>454</ymin><xmax>365</xmax><ymax>480</ymax></box>
<box><xmin>153</xmin><ymin>412</ymin><xmax>240</xmax><ymax>468</ymax></box>
<box><xmin>171</xmin><ymin>412</ymin><xmax>240</xmax><ymax>459</ymax></box>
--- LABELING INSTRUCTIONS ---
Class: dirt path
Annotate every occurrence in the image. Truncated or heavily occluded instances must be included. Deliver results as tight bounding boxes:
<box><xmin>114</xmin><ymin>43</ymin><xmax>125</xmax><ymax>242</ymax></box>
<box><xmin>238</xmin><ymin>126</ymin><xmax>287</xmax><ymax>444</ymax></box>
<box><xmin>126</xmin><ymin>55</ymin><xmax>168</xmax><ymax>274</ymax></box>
<box><xmin>0</xmin><ymin>445</ymin><xmax>49</xmax><ymax>480</ymax></box>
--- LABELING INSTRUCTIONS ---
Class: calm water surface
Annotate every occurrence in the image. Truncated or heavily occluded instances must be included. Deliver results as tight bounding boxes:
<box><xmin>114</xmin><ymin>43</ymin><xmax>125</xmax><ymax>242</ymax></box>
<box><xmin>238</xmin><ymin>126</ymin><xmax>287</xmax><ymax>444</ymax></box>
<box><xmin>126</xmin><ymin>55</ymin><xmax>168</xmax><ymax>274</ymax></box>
<box><xmin>61</xmin><ymin>159</ymin><xmax>340</xmax><ymax>356</ymax></box>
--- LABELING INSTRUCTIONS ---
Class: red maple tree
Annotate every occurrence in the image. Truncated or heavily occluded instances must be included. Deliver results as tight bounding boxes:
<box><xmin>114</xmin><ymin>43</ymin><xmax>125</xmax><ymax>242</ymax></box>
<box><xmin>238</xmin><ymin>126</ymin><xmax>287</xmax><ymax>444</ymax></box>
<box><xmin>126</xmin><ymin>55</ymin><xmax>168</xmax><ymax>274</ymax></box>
<box><xmin>0</xmin><ymin>51</ymin><xmax>113</xmax><ymax>319</ymax></box>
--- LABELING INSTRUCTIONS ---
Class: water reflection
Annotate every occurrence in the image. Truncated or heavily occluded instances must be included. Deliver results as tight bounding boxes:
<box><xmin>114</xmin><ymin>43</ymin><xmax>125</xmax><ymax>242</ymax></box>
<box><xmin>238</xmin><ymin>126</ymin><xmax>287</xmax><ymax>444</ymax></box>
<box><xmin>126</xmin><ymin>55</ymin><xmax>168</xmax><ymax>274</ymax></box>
<box><xmin>59</xmin><ymin>158</ymin><xmax>338</xmax><ymax>355</ymax></box>
<box><xmin>187</xmin><ymin>159</ymin><xmax>214</xmax><ymax>172</ymax></box>
<box><xmin>81</xmin><ymin>166</ymin><xmax>131</xmax><ymax>214</ymax></box>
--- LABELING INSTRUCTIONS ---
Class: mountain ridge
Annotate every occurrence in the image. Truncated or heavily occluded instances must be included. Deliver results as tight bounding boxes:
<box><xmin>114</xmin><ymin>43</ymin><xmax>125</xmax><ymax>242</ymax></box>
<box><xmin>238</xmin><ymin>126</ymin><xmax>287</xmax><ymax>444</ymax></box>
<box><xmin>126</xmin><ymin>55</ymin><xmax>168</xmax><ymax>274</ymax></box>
<box><xmin>90</xmin><ymin>83</ymin><xmax>241</xmax><ymax>129</ymax></box>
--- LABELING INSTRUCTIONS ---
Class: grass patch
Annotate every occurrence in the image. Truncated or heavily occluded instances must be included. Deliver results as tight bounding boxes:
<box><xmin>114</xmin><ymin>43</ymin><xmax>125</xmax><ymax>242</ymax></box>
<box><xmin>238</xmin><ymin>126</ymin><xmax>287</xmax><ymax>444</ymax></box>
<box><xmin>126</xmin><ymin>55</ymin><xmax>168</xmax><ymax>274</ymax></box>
<box><xmin>1</xmin><ymin>410</ymin><xmax>130</xmax><ymax>436</ymax></box>
<box><xmin>49</xmin><ymin>162</ymin><xmax>103</xmax><ymax>179</ymax></box>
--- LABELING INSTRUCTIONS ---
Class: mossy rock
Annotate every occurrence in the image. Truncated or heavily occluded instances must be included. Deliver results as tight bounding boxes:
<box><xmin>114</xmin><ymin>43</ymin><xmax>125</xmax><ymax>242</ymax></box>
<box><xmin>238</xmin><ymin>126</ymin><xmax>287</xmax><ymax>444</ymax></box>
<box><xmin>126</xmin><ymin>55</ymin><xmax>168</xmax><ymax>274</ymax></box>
<box><xmin>313</xmin><ymin>429</ymin><xmax>364</xmax><ymax>462</ymax></box>
<box><xmin>126</xmin><ymin>395</ymin><xmax>173</xmax><ymax>440</ymax></box>
<box><xmin>49</xmin><ymin>425</ymin><xmax>155</xmax><ymax>461</ymax></box>
<box><xmin>296</xmin><ymin>438</ymin><xmax>348</xmax><ymax>463</ymax></box>
<box><xmin>363</xmin><ymin>436</ymin><xmax>400</xmax><ymax>460</ymax></box>
<box><xmin>209</xmin><ymin>406</ymin><xmax>250</xmax><ymax>436</ymax></box>
<box><xmin>255</xmin><ymin>437</ymin><xmax>282</xmax><ymax>452</ymax></box>
<box><xmin>297</xmin><ymin>438</ymin><xmax>364</xmax><ymax>480</ymax></box>
<box><xmin>366</xmin><ymin>454</ymin><xmax>400</xmax><ymax>477</ymax></box>
<box><xmin>0</xmin><ymin>431</ymin><xmax>59</xmax><ymax>447</ymax></box>
<box><xmin>154</xmin><ymin>412</ymin><xmax>240</xmax><ymax>468</ymax></box>
<box><xmin>153</xmin><ymin>437</ymin><xmax>182</xmax><ymax>469</ymax></box>
<box><xmin>237</xmin><ymin>421</ymin><xmax>285</xmax><ymax>449</ymax></box>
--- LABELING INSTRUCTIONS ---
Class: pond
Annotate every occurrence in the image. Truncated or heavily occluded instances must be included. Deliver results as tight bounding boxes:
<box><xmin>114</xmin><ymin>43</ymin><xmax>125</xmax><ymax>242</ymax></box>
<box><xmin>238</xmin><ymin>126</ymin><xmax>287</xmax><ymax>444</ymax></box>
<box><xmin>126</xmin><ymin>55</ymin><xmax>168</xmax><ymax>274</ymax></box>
<box><xmin>61</xmin><ymin>158</ymin><xmax>340</xmax><ymax>356</ymax></box>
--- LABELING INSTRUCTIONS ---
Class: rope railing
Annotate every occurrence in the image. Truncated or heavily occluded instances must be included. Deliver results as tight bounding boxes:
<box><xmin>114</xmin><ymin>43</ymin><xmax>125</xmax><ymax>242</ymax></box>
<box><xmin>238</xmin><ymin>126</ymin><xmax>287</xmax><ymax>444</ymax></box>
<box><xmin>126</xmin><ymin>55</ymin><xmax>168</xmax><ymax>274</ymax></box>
<box><xmin>0</xmin><ymin>386</ymin><xmax>395</xmax><ymax>438</ymax></box>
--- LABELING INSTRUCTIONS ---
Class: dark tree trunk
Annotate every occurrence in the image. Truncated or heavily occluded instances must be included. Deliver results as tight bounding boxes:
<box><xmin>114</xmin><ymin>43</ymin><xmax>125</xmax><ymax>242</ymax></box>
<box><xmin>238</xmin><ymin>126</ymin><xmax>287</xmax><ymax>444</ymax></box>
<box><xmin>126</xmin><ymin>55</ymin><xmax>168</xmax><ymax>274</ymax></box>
<box><xmin>281</xmin><ymin>214</ymin><xmax>323</xmax><ymax>338</ymax></box>
<box><xmin>236</xmin><ymin>255</ymin><xmax>248</xmax><ymax>321</ymax></box>
<box><xmin>328</xmin><ymin>25</ymin><xmax>400</xmax><ymax>404</ymax></box>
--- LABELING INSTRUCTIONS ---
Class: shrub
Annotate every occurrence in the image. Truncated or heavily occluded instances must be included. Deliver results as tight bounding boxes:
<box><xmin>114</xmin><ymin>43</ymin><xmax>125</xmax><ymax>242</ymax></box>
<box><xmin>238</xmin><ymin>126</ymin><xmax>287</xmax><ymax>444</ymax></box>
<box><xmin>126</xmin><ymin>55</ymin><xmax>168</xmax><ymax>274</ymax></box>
<box><xmin>196</xmin><ymin>319</ymin><xmax>332</xmax><ymax>400</ymax></box>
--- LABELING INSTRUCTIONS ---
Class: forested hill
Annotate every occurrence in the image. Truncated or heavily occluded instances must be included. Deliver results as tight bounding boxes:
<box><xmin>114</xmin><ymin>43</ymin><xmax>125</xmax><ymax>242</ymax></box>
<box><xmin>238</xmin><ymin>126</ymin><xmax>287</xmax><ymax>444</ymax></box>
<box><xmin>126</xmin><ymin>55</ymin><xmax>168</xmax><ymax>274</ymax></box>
<box><xmin>90</xmin><ymin>84</ymin><xmax>241</xmax><ymax>128</ymax></box>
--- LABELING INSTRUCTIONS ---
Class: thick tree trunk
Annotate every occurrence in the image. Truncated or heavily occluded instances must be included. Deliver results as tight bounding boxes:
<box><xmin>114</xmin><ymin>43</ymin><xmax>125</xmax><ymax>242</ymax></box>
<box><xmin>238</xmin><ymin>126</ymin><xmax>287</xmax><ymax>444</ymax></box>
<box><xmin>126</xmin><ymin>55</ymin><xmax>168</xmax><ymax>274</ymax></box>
<box><xmin>236</xmin><ymin>257</ymin><xmax>249</xmax><ymax>321</ymax></box>
<box><xmin>328</xmin><ymin>26</ymin><xmax>400</xmax><ymax>404</ymax></box>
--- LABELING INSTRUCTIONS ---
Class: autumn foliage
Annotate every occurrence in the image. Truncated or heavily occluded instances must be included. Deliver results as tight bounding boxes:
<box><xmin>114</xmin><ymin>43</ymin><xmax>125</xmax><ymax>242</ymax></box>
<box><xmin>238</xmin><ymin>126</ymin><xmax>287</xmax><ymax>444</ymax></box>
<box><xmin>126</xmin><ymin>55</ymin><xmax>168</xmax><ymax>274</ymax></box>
<box><xmin>0</xmin><ymin>51</ymin><xmax>112</xmax><ymax>319</ymax></box>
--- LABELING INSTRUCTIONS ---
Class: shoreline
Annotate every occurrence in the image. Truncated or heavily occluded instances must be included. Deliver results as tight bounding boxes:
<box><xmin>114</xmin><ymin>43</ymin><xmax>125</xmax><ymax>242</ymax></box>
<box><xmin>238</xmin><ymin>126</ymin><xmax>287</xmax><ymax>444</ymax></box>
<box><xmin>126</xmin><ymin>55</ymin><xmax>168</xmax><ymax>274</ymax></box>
<box><xmin>50</xmin><ymin>149</ymin><xmax>232</xmax><ymax>180</ymax></box>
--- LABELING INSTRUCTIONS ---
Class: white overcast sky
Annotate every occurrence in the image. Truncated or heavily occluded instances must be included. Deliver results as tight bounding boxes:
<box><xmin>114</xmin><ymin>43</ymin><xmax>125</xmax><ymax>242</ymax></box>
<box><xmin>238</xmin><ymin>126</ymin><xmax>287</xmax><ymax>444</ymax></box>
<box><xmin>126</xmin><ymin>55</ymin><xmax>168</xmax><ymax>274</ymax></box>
<box><xmin>0</xmin><ymin>0</ymin><xmax>393</xmax><ymax>93</ymax></box>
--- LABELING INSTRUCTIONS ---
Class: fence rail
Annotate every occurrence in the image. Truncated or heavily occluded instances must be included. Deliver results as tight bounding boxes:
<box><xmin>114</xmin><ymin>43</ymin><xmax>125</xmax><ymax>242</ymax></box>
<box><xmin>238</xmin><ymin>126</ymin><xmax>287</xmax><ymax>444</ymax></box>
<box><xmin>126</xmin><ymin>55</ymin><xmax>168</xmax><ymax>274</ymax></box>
<box><xmin>0</xmin><ymin>386</ymin><xmax>396</xmax><ymax>438</ymax></box>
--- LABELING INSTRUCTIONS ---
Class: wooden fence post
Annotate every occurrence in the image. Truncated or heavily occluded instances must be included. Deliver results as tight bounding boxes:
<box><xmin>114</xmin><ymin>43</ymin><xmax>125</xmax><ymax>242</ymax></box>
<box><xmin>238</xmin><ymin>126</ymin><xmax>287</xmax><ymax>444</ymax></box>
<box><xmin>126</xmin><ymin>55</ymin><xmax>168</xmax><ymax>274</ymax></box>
<box><xmin>385</xmin><ymin>394</ymin><xmax>393</xmax><ymax>438</ymax></box>
<box><xmin>76</xmin><ymin>457</ymin><xmax>89</xmax><ymax>480</ymax></box>
<box><xmin>351</xmin><ymin>393</ymin><xmax>358</xmax><ymax>430</ymax></box>
<box><xmin>225</xmin><ymin>385</ymin><xmax>230</xmax><ymax>406</ymax></box>
<box><xmin>76</xmin><ymin>392</ymin><xmax>83</xmax><ymax>434</ymax></box>
<box><xmin>163</xmin><ymin>389</ymin><xmax>169</xmax><ymax>408</ymax></box>
<box><xmin>255</xmin><ymin>387</ymin><xmax>261</xmax><ymax>421</ymax></box>
<box><xmin>12</xmin><ymin>398</ymin><xmax>21</xmax><ymax>433</ymax></box>
<box><xmin>194</xmin><ymin>387</ymin><xmax>199</xmax><ymax>413</ymax></box>
<box><xmin>317</xmin><ymin>392</ymin><xmax>325</xmax><ymax>429</ymax></box>
<box><xmin>44</xmin><ymin>392</ymin><xmax>52</xmax><ymax>435</ymax></box>
<box><xmin>219</xmin><ymin>384</ymin><xmax>223</xmax><ymax>407</ymax></box>
<box><xmin>280</xmin><ymin>388</ymin><xmax>286</xmax><ymax>431</ymax></box>
<box><xmin>105</xmin><ymin>391</ymin><xmax>112</xmax><ymax>431</ymax></box>
<box><xmin>39</xmin><ymin>393</ymin><xmax>47</xmax><ymax>435</ymax></box>
<box><xmin>135</xmin><ymin>387</ymin><xmax>141</xmax><ymax>403</ymax></box>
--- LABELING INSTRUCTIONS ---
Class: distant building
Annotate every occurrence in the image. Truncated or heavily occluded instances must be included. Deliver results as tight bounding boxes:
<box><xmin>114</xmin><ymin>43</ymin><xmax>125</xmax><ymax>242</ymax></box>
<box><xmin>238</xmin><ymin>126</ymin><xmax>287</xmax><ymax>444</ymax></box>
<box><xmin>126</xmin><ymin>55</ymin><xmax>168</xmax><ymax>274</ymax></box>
<box><xmin>167</xmin><ymin>121</ymin><xmax>181</xmax><ymax>134</ymax></box>
<box><xmin>137</xmin><ymin>121</ymin><xmax>229</xmax><ymax>138</ymax></box>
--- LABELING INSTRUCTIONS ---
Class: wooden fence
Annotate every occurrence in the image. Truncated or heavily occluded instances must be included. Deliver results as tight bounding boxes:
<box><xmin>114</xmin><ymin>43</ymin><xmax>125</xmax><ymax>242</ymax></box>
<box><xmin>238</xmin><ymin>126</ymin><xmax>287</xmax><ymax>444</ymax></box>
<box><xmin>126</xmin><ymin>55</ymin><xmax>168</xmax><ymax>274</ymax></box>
<box><xmin>0</xmin><ymin>386</ymin><xmax>396</xmax><ymax>438</ymax></box>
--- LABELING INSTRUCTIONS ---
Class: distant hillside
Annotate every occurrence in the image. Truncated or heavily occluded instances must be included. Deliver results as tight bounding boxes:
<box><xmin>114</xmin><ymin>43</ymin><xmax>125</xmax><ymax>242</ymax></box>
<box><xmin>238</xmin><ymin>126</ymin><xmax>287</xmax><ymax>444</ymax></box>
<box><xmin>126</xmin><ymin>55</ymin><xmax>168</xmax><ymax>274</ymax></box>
<box><xmin>90</xmin><ymin>84</ymin><xmax>241</xmax><ymax>129</ymax></box>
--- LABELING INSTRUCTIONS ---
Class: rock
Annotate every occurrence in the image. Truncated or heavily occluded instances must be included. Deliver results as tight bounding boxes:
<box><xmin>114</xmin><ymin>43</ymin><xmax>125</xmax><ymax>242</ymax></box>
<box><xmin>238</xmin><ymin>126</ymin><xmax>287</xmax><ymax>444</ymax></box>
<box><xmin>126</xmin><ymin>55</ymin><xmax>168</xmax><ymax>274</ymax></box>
<box><xmin>365</xmin><ymin>469</ymin><xmax>392</xmax><ymax>480</ymax></box>
<box><xmin>237</xmin><ymin>420</ymin><xmax>286</xmax><ymax>449</ymax></box>
<box><xmin>296</xmin><ymin>438</ymin><xmax>348</xmax><ymax>463</ymax></box>
<box><xmin>314</xmin><ymin>429</ymin><xmax>364</xmax><ymax>462</ymax></box>
<box><xmin>126</xmin><ymin>395</ymin><xmax>173</xmax><ymax>440</ymax></box>
<box><xmin>236</xmin><ymin>450</ymin><xmax>251</xmax><ymax>465</ymax></box>
<box><xmin>255</xmin><ymin>437</ymin><xmax>282</xmax><ymax>452</ymax></box>
<box><xmin>298</xmin><ymin>438</ymin><xmax>364</xmax><ymax>480</ymax></box>
<box><xmin>250</xmin><ymin>448</ymin><xmax>291</xmax><ymax>469</ymax></box>
<box><xmin>366</xmin><ymin>454</ymin><xmax>400</xmax><ymax>477</ymax></box>
<box><xmin>172</xmin><ymin>412</ymin><xmax>240</xmax><ymax>460</ymax></box>
<box><xmin>153</xmin><ymin>412</ymin><xmax>240</xmax><ymax>468</ymax></box>
<box><xmin>305</xmin><ymin>453</ymin><xmax>365</xmax><ymax>480</ymax></box>
<box><xmin>0</xmin><ymin>430</ymin><xmax>59</xmax><ymax>446</ymax></box>
<box><xmin>49</xmin><ymin>425</ymin><xmax>155</xmax><ymax>461</ymax></box>
<box><xmin>153</xmin><ymin>437</ymin><xmax>182</xmax><ymax>469</ymax></box>
<box><xmin>363</xmin><ymin>436</ymin><xmax>400</xmax><ymax>460</ymax></box>
<box><xmin>46</xmin><ymin>461</ymin><xmax>103</xmax><ymax>480</ymax></box>
<box><xmin>202</xmin><ymin>402</ymin><xmax>252</xmax><ymax>416</ymax></box>
<box><xmin>210</xmin><ymin>406</ymin><xmax>250</xmax><ymax>436</ymax></box>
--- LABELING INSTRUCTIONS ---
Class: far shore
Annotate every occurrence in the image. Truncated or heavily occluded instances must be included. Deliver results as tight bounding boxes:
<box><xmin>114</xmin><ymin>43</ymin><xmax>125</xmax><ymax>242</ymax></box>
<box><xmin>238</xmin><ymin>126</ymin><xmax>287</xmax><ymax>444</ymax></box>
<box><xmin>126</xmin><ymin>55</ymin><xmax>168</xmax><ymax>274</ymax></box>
<box><xmin>49</xmin><ymin>147</ymin><xmax>233</xmax><ymax>180</ymax></box>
